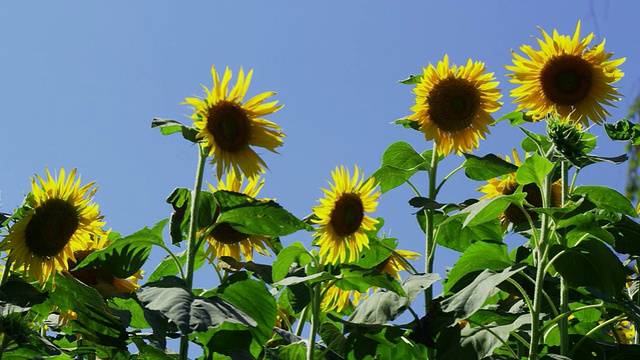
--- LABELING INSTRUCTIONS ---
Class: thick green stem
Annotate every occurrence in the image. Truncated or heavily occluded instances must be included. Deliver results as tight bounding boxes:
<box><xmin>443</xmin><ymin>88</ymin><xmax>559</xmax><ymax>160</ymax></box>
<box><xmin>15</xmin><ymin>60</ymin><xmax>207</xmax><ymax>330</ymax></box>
<box><xmin>529</xmin><ymin>171</ymin><xmax>553</xmax><ymax>360</ymax></box>
<box><xmin>559</xmin><ymin>161</ymin><xmax>569</xmax><ymax>356</ymax></box>
<box><xmin>306</xmin><ymin>282</ymin><xmax>321</xmax><ymax>360</ymax></box>
<box><xmin>179</xmin><ymin>145</ymin><xmax>208</xmax><ymax>360</ymax></box>
<box><xmin>424</xmin><ymin>144</ymin><xmax>439</xmax><ymax>360</ymax></box>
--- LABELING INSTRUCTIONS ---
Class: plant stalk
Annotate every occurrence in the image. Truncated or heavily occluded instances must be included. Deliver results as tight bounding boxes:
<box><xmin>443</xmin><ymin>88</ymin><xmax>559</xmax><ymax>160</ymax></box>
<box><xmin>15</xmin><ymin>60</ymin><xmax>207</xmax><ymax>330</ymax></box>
<box><xmin>179</xmin><ymin>145</ymin><xmax>208</xmax><ymax>360</ymax></box>
<box><xmin>306</xmin><ymin>282</ymin><xmax>321</xmax><ymax>360</ymax></box>
<box><xmin>424</xmin><ymin>144</ymin><xmax>439</xmax><ymax>360</ymax></box>
<box><xmin>559</xmin><ymin>160</ymin><xmax>569</xmax><ymax>356</ymax></box>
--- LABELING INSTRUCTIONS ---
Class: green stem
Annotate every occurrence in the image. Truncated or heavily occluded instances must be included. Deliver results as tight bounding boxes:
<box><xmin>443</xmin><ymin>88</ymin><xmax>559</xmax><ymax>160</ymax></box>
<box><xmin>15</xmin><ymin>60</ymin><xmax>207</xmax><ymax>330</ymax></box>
<box><xmin>295</xmin><ymin>304</ymin><xmax>310</xmax><ymax>337</ymax></box>
<box><xmin>0</xmin><ymin>258</ymin><xmax>12</xmax><ymax>286</ymax></box>
<box><xmin>424</xmin><ymin>144</ymin><xmax>439</xmax><ymax>360</ymax></box>
<box><xmin>306</xmin><ymin>282</ymin><xmax>321</xmax><ymax>360</ymax></box>
<box><xmin>540</xmin><ymin>304</ymin><xmax>604</xmax><ymax>334</ymax></box>
<box><xmin>529</xmin><ymin>172</ymin><xmax>554</xmax><ymax>360</ymax></box>
<box><xmin>158</xmin><ymin>244</ymin><xmax>186</xmax><ymax>281</ymax></box>
<box><xmin>424</xmin><ymin>144</ymin><xmax>439</xmax><ymax>310</ymax></box>
<box><xmin>434</xmin><ymin>163</ymin><xmax>464</xmax><ymax>196</ymax></box>
<box><xmin>179</xmin><ymin>145</ymin><xmax>208</xmax><ymax>360</ymax></box>
<box><xmin>559</xmin><ymin>161</ymin><xmax>569</xmax><ymax>356</ymax></box>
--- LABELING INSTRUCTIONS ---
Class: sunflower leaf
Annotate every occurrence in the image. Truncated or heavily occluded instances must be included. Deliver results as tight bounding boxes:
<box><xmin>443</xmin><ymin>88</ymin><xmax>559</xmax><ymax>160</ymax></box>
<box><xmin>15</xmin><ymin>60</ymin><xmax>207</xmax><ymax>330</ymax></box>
<box><xmin>573</xmin><ymin>185</ymin><xmax>637</xmax><ymax>217</ymax></box>
<box><xmin>371</xmin><ymin>141</ymin><xmax>429</xmax><ymax>193</ymax></box>
<box><xmin>214</xmin><ymin>190</ymin><xmax>311</xmax><ymax>237</ymax></box>
<box><xmin>462</xmin><ymin>153</ymin><xmax>518</xmax><ymax>181</ymax></box>
<box><xmin>151</xmin><ymin>118</ymin><xmax>199</xmax><ymax>143</ymax></box>
<box><xmin>460</xmin><ymin>193</ymin><xmax>526</xmax><ymax>228</ymax></box>
<box><xmin>435</xmin><ymin>214</ymin><xmax>502</xmax><ymax>252</ymax></box>
<box><xmin>398</xmin><ymin>74</ymin><xmax>423</xmax><ymax>85</ymax></box>
<box><xmin>444</xmin><ymin>241</ymin><xmax>512</xmax><ymax>294</ymax></box>
<box><xmin>336</xmin><ymin>267</ymin><xmax>406</xmax><ymax>297</ymax></box>
<box><xmin>75</xmin><ymin>219</ymin><xmax>168</xmax><ymax>279</ymax></box>
<box><xmin>272</xmin><ymin>242</ymin><xmax>314</xmax><ymax>283</ymax></box>
<box><xmin>495</xmin><ymin>111</ymin><xmax>533</xmax><ymax>126</ymax></box>
<box><xmin>515</xmin><ymin>154</ymin><xmax>554</xmax><ymax>188</ymax></box>
<box><xmin>604</xmin><ymin>119</ymin><xmax>640</xmax><ymax>144</ymax></box>
<box><xmin>147</xmin><ymin>243</ymin><xmax>207</xmax><ymax>284</ymax></box>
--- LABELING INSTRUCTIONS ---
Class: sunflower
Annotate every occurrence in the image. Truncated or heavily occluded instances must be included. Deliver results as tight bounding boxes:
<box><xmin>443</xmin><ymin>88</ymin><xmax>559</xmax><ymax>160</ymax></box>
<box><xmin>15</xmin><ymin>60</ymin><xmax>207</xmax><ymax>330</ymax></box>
<box><xmin>477</xmin><ymin>149</ymin><xmax>562</xmax><ymax>225</ymax></box>
<box><xmin>67</xmin><ymin>239</ymin><xmax>144</xmax><ymax>298</ymax></box>
<box><xmin>0</xmin><ymin>168</ymin><xmax>106</xmax><ymax>286</ymax></box>
<box><xmin>183</xmin><ymin>66</ymin><xmax>285</xmax><ymax>179</ymax></box>
<box><xmin>313</xmin><ymin>166</ymin><xmax>380</xmax><ymax>265</ymax></box>
<box><xmin>375</xmin><ymin>249</ymin><xmax>420</xmax><ymax>280</ymax></box>
<box><xmin>203</xmin><ymin>170</ymin><xmax>273</xmax><ymax>263</ymax></box>
<box><xmin>506</xmin><ymin>21</ymin><xmax>625</xmax><ymax>127</ymax></box>
<box><xmin>321</xmin><ymin>283</ymin><xmax>365</xmax><ymax>314</ymax></box>
<box><xmin>408</xmin><ymin>54</ymin><xmax>502</xmax><ymax>156</ymax></box>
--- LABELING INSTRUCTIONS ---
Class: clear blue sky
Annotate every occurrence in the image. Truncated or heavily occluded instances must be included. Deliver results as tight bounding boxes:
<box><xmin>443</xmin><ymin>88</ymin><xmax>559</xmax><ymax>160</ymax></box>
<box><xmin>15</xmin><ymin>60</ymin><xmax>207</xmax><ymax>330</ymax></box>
<box><xmin>1</xmin><ymin>2</ymin><xmax>639</xmax><ymax>295</ymax></box>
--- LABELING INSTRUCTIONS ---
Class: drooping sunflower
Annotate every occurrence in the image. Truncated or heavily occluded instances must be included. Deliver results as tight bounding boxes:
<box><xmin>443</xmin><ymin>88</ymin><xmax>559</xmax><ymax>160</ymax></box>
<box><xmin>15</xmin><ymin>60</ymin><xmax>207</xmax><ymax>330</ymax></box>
<box><xmin>506</xmin><ymin>21</ymin><xmax>625</xmax><ymax>127</ymax></box>
<box><xmin>313</xmin><ymin>166</ymin><xmax>380</xmax><ymax>265</ymax></box>
<box><xmin>183</xmin><ymin>66</ymin><xmax>285</xmax><ymax>179</ymax></box>
<box><xmin>321</xmin><ymin>283</ymin><xmax>365</xmax><ymax>314</ymax></box>
<box><xmin>203</xmin><ymin>170</ymin><xmax>273</xmax><ymax>263</ymax></box>
<box><xmin>375</xmin><ymin>249</ymin><xmax>420</xmax><ymax>280</ymax></box>
<box><xmin>0</xmin><ymin>168</ymin><xmax>106</xmax><ymax>286</ymax></box>
<box><xmin>67</xmin><ymin>237</ymin><xmax>144</xmax><ymax>298</ymax></box>
<box><xmin>477</xmin><ymin>149</ymin><xmax>561</xmax><ymax>225</ymax></box>
<box><xmin>408</xmin><ymin>54</ymin><xmax>502</xmax><ymax>156</ymax></box>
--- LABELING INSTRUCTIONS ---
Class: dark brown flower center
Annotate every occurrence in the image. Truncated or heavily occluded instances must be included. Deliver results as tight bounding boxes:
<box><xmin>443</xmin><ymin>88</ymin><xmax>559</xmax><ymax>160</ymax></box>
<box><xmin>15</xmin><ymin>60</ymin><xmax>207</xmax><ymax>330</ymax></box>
<box><xmin>540</xmin><ymin>54</ymin><xmax>593</xmax><ymax>106</ymax></box>
<box><xmin>427</xmin><ymin>77</ymin><xmax>481</xmax><ymax>132</ymax></box>
<box><xmin>502</xmin><ymin>182</ymin><xmax>543</xmax><ymax>224</ymax></box>
<box><xmin>24</xmin><ymin>199</ymin><xmax>79</xmax><ymax>257</ymax></box>
<box><xmin>206</xmin><ymin>101</ymin><xmax>250</xmax><ymax>153</ymax></box>
<box><xmin>210</xmin><ymin>222</ymin><xmax>249</xmax><ymax>245</ymax></box>
<box><xmin>330</xmin><ymin>193</ymin><xmax>365</xmax><ymax>237</ymax></box>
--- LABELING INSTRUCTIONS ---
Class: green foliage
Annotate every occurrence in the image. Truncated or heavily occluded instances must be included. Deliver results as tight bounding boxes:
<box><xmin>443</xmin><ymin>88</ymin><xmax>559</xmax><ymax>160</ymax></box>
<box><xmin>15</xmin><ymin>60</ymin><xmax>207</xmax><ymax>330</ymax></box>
<box><xmin>444</xmin><ymin>241</ymin><xmax>512</xmax><ymax>294</ymax></box>
<box><xmin>75</xmin><ymin>219</ymin><xmax>168</xmax><ymax>279</ymax></box>
<box><xmin>151</xmin><ymin>118</ymin><xmax>200</xmax><ymax>143</ymax></box>
<box><xmin>370</xmin><ymin>141</ymin><xmax>431</xmax><ymax>193</ymax></box>
<box><xmin>462</xmin><ymin>153</ymin><xmax>518</xmax><ymax>181</ymax></box>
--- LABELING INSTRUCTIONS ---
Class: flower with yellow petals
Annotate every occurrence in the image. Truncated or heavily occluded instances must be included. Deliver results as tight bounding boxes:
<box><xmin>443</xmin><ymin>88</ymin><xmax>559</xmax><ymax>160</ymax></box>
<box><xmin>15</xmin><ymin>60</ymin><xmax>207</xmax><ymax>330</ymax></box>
<box><xmin>0</xmin><ymin>168</ymin><xmax>106</xmax><ymax>287</ymax></box>
<box><xmin>375</xmin><ymin>249</ymin><xmax>420</xmax><ymax>280</ymax></box>
<box><xmin>184</xmin><ymin>66</ymin><xmax>285</xmax><ymax>179</ymax></box>
<box><xmin>408</xmin><ymin>54</ymin><xmax>502</xmax><ymax>155</ymax></box>
<box><xmin>506</xmin><ymin>21</ymin><xmax>625</xmax><ymax>127</ymax></box>
<box><xmin>313</xmin><ymin>166</ymin><xmax>380</xmax><ymax>265</ymax></box>
<box><xmin>203</xmin><ymin>170</ymin><xmax>273</xmax><ymax>263</ymax></box>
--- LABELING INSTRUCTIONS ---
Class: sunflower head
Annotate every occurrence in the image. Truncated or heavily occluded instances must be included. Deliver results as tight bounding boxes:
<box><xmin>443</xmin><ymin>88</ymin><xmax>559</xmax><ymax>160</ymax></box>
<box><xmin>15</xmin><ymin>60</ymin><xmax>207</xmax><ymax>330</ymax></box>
<box><xmin>312</xmin><ymin>166</ymin><xmax>380</xmax><ymax>265</ymax></box>
<box><xmin>183</xmin><ymin>66</ymin><xmax>285</xmax><ymax>179</ymax></box>
<box><xmin>408</xmin><ymin>54</ymin><xmax>502</xmax><ymax>156</ymax></box>
<box><xmin>477</xmin><ymin>150</ymin><xmax>562</xmax><ymax>225</ymax></box>
<box><xmin>374</xmin><ymin>249</ymin><xmax>420</xmax><ymax>280</ymax></box>
<box><xmin>0</xmin><ymin>168</ymin><xmax>106</xmax><ymax>287</ymax></box>
<box><xmin>506</xmin><ymin>21</ymin><xmax>625</xmax><ymax>127</ymax></box>
<box><xmin>203</xmin><ymin>170</ymin><xmax>273</xmax><ymax>264</ymax></box>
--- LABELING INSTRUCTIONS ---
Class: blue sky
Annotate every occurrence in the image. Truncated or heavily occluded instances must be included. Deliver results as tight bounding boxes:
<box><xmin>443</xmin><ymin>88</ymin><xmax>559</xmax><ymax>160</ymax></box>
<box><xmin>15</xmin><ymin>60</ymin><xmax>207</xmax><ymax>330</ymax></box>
<box><xmin>1</xmin><ymin>1</ymin><xmax>639</xmax><ymax>296</ymax></box>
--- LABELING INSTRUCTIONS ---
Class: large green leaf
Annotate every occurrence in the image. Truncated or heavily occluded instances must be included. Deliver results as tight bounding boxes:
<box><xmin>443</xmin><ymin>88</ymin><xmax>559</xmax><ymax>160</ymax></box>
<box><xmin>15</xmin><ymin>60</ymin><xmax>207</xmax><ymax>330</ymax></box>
<box><xmin>335</xmin><ymin>267</ymin><xmax>406</xmax><ymax>297</ymax></box>
<box><xmin>137</xmin><ymin>276</ymin><xmax>256</xmax><ymax>348</ymax></box>
<box><xmin>49</xmin><ymin>275</ymin><xmax>129</xmax><ymax>355</ymax></box>
<box><xmin>109</xmin><ymin>298</ymin><xmax>150</xmax><ymax>330</ymax></box>
<box><xmin>437</xmin><ymin>315</ymin><xmax>530</xmax><ymax>360</ymax></box>
<box><xmin>607</xmin><ymin>215</ymin><xmax>640</xmax><ymax>256</ymax></box>
<box><xmin>460</xmin><ymin>193</ymin><xmax>526</xmax><ymax>228</ymax></box>
<box><xmin>347</xmin><ymin>274</ymin><xmax>440</xmax><ymax>325</ymax></box>
<box><xmin>444</xmin><ymin>241</ymin><xmax>512</xmax><ymax>294</ymax></box>
<box><xmin>370</xmin><ymin>141</ymin><xmax>430</xmax><ymax>193</ymax></box>
<box><xmin>462</xmin><ymin>153</ymin><xmax>518</xmax><ymax>181</ymax></box>
<box><xmin>214</xmin><ymin>272</ymin><xmax>278</xmax><ymax>348</ymax></box>
<box><xmin>439</xmin><ymin>265</ymin><xmax>527</xmax><ymax>322</ymax></box>
<box><xmin>272</xmin><ymin>242</ymin><xmax>313</xmax><ymax>283</ymax></box>
<box><xmin>151</xmin><ymin>118</ymin><xmax>199</xmax><ymax>143</ymax></box>
<box><xmin>573</xmin><ymin>185</ymin><xmax>637</xmax><ymax>217</ymax></box>
<box><xmin>75</xmin><ymin>219</ymin><xmax>168</xmax><ymax>279</ymax></box>
<box><xmin>435</xmin><ymin>213</ymin><xmax>502</xmax><ymax>252</ymax></box>
<box><xmin>495</xmin><ymin>110</ymin><xmax>533</xmax><ymax>126</ymax></box>
<box><xmin>214</xmin><ymin>190</ymin><xmax>311</xmax><ymax>237</ymax></box>
<box><xmin>515</xmin><ymin>153</ymin><xmax>554</xmax><ymax>188</ymax></box>
<box><xmin>549</xmin><ymin>239</ymin><xmax>627</xmax><ymax>297</ymax></box>
<box><xmin>605</xmin><ymin>119</ymin><xmax>640</xmax><ymax>145</ymax></box>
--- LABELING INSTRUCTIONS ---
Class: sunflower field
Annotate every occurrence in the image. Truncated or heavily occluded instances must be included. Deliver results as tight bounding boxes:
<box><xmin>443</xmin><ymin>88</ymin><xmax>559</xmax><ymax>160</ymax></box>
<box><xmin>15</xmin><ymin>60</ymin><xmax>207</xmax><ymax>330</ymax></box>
<box><xmin>3</xmin><ymin>19</ymin><xmax>640</xmax><ymax>360</ymax></box>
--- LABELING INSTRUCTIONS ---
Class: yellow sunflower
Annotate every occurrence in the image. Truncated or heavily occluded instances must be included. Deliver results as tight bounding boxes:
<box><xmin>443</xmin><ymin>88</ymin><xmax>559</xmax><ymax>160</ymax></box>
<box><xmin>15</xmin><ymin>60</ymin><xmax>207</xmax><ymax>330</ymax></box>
<box><xmin>0</xmin><ymin>168</ymin><xmax>106</xmax><ymax>286</ymax></box>
<box><xmin>477</xmin><ymin>149</ymin><xmax>561</xmax><ymax>225</ymax></box>
<box><xmin>313</xmin><ymin>166</ymin><xmax>380</xmax><ymax>265</ymax></box>
<box><xmin>183</xmin><ymin>66</ymin><xmax>285</xmax><ymax>179</ymax></box>
<box><xmin>67</xmin><ymin>237</ymin><xmax>144</xmax><ymax>298</ymax></box>
<box><xmin>408</xmin><ymin>54</ymin><xmax>502</xmax><ymax>156</ymax></box>
<box><xmin>321</xmin><ymin>283</ymin><xmax>365</xmax><ymax>314</ymax></box>
<box><xmin>506</xmin><ymin>21</ymin><xmax>625</xmax><ymax>127</ymax></box>
<box><xmin>375</xmin><ymin>249</ymin><xmax>420</xmax><ymax>280</ymax></box>
<box><xmin>203</xmin><ymin>170</ymin><xmax>273</xmax><ymax>263</ymax></box>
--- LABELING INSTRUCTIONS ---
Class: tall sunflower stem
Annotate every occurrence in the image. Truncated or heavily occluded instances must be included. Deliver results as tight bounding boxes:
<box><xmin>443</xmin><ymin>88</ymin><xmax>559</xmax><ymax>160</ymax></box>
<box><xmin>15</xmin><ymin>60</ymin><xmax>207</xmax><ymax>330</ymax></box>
<box><xmin>559</xmin><ymin>161</ymin><xmax>570</xmax><ymax>356</ymax></box>
<box><xmin>306</xmin><ymin>282</ymin><xmax>321</xmax><ymax>360</ymax></box>
<box><xmin>529</xmin><ymin>165</ymin><xmax>554</xmax><ymax>360</ymax></box>
<box><xmin>424</xmin><ymin>144</ymin><xmax>439</xmax><ymax>360</ymax></box>
<box><xmin>179</xmin><ymin>145</ymin><xmax>208</xmax><ymax>360</ymax></box>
